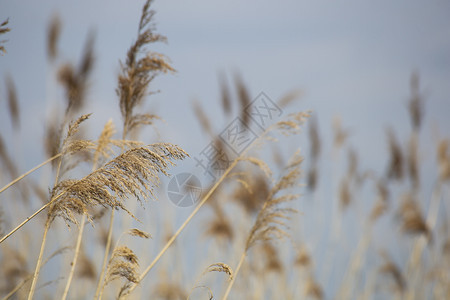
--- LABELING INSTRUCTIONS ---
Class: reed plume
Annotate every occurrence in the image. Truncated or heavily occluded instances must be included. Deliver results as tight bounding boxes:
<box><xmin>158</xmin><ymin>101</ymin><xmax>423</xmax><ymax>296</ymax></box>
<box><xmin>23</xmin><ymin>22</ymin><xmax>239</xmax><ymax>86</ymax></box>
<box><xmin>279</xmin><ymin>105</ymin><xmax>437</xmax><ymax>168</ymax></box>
<box><xmin>48</xmin><ymin>143</ymin><xmax>187</xmax><ymax>225</ymax></box>
<box><xmin>223</xmin><ymin>150</ymin><xmax>303</xmax><ymax>299</ymax></box>
<box><xmin>204</xmin><ymin>263</ymin><xmax>234</xmax><ymax>281</ymax></box>
<box><xmin>117</xmin><ymin>0</ymin><xmax>174</xmax><ymax>137</ymax></box>
<box><xmin>0</xmin><ymin>19</ymin><xmax>10</xmax><ymax>55</ymax></box>
<box><xmin>101</xmin><ymin>246</ymin><xmax>141</xmax><ymax>298</ymax></box>
<box><xmin>57</xmin><ymin>33</ymin><xmax>95</xmax><ymax>116</ymax></box>
<box><xmin>398</xmin><ymin>193</ymin><xmax>430</xmax><ymax>240</ymax></box>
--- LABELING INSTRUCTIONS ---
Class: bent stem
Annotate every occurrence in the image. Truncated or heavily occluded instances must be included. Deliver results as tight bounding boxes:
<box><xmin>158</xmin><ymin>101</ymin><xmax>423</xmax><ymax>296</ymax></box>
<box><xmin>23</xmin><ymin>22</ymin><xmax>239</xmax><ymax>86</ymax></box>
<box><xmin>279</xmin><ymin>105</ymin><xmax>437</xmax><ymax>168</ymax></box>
<box><xmin>0</xmin><ymin>152</ymin><xmax>98</xmax><ymax>245</ymax></box>
<box><xmin>0</xmin><ymin>201</ymin><xmax>52</xmax><ymax>244</ymax></box>
<box><xmin>222</xmin><ymin>252</ymin><xmax>246</xmax><ymax>300</ymax></box>
<box><xmin>0</xmin><ymin>153</ymin><xmax>62</xmax><ymax>194</ymax></box>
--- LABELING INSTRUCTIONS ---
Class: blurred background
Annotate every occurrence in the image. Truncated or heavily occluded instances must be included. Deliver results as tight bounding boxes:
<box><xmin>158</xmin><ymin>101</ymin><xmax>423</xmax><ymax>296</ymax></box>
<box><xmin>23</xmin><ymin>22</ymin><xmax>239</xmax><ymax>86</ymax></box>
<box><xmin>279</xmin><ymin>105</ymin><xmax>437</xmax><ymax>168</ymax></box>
<box><xmin>2</xmin><ymin>0</ymin><xmax>450</xmax><ymax>159</ymax></box>
<box><xmin>1</xmin><ymin>0</ymin><xmax>450</xmax><ymax>299</ymax></box>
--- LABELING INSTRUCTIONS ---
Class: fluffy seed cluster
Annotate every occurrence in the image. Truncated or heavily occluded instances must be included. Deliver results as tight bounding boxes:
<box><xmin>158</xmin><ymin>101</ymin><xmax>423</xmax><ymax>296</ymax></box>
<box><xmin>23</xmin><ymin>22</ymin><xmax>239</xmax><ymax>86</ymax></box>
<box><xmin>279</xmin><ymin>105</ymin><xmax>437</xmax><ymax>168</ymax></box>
<box><xmin>48</xmin><ymin>143</ymin><xmax>188</xmax><ymax>225</ymax></box>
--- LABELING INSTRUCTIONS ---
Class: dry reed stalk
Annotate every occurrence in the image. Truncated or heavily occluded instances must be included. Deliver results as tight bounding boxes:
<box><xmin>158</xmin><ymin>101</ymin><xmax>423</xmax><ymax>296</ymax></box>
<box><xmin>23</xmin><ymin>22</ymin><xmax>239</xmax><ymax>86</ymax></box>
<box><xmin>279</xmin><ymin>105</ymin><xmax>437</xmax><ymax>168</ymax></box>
<box><xmin>0</xmin><ymin>119</ymin><xmax>94</xmax><ymax>242</ymax></box>
<box><xmin>27</xmin><ymin>218</ymin><xmax>51</xmax><ymax>299</ymax></box>
<box><xmin>99</xmin><ymin>228</ymin><xmax>150</xmax><ymax>298</ymax></box>
<box><xmin>121</xmin><ymin>157</ymin><xmax>241</xmax><ymax>299</ymax></box>
<box><xmin>24</xmin><ymin>143</ymin><xmax>185</xmax><ymax>299</ymax></box>
<box><xmin>0</xmin><ymin>200</ymin><xmax>49</xmax><ymax>244</ymax></box>
<box><xmin>62</xmin><ymin>119</ymin><xmax>117</xmax><ymax>299</ymax></box>
<box><xmin>0</xmin><ymin>153</ymin><xmax>61</xmax><ymax>195</ymax></box>
<box><xmin>61</xmin><ymin>214</ymin><xmax>86</xmax><ymax>299</ymax></box>
<box><xmin>28</xmin><ymin>115</ymin><xmax>92</xmax><ymax>299</ymax></box>
<box><xmin>95</xmin><ymin>208</ymin><xmax>115</xmax><ymax>300</ymax></box>
<box><xmin>121</xmin><ymin>112</ymin><xmax>309</xmax><ymax>299</ymax></box>
<box><xmin>95</xmin><ymin>1</ymin><xmax>174</xmax><ymax>296</ymax></box>
<box><xmin>222</xmin><ymin>252</ymin><xmax>246</xmax><ymax>300</ymax></box>
<box><xmin>89</xmin><ymin>143</ymin><xmax>186</xmax><ymax>299</ymax></box>
<box><xmin>223</xmin><ymin>150</ymin><xmax>303</xmax><ymax>299</ymax></box>
<box><xmin>1</xmin><ymin>142</ymin><xmax>185</xmax><ymax>252</ymax></box>
<box><xmin>100</xmin><ymin>246</ymin><xmax>140</xmax><ymax>298</ymax></box>
<box><xmin>188</xmin><ymin>263</ymin><xmax>233</xmax><ymax>299</ymax></box>
<box><xmin>117</xmin><ymin>0</ymin><xmax>174</xmax><ymax>138</ymax></box>
<box><xmin>336</xmin><ymin>223</ymin><xmax>372</xmax><ymax>300</ymax></box>
<box><xmin>1</xmin><ymin>247</ymin><xmax>70</xmax><ymax>299</ymax></box>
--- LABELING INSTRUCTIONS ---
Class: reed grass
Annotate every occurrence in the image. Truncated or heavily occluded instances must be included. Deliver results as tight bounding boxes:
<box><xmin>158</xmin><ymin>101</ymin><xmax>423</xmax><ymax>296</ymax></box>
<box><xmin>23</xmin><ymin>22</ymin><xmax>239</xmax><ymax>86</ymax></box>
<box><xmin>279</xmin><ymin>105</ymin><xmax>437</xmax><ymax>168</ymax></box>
<box><xmin>0</xmin><ymin>1</ymin><xmax>449</xmax><ymax>299</ymax></box>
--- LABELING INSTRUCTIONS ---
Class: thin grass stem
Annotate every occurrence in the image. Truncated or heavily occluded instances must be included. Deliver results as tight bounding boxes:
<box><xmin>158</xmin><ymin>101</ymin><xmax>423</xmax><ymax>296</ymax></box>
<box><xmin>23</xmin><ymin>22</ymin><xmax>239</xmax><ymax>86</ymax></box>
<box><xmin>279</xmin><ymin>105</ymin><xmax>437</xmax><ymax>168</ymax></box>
<box><xmin>61</xmin><ymin>213</ymin><xmax>86</xmax><ymax>300</ymax></box>
<box><xmin>27</xmin><ymin>219</ymin><xmax>51</xmax><ymax>300</ymax></box>
<box><xmin>0</xmin><ymin>153</ymin><xmax>61</xmax><ymax>194</ymax></box>
<box><xmin>222</xmin><ymin>252</ymin><xmax>246</xmax><ymax>300</ymax></box>
<box><xmin>95</xmin><ymin>208</ymin><xmax>115</xmax><ymax>300</ymax></box>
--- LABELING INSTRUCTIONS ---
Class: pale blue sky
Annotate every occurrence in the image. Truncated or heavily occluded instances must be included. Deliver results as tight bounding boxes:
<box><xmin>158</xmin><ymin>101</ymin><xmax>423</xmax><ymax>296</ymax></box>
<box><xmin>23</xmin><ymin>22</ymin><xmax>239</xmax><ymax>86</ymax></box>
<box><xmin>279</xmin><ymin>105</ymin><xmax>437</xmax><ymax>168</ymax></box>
<box><xmin>1</xmin><ymin>0</ymin><xmax>449</xmax><ymax>166</ymax></box>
